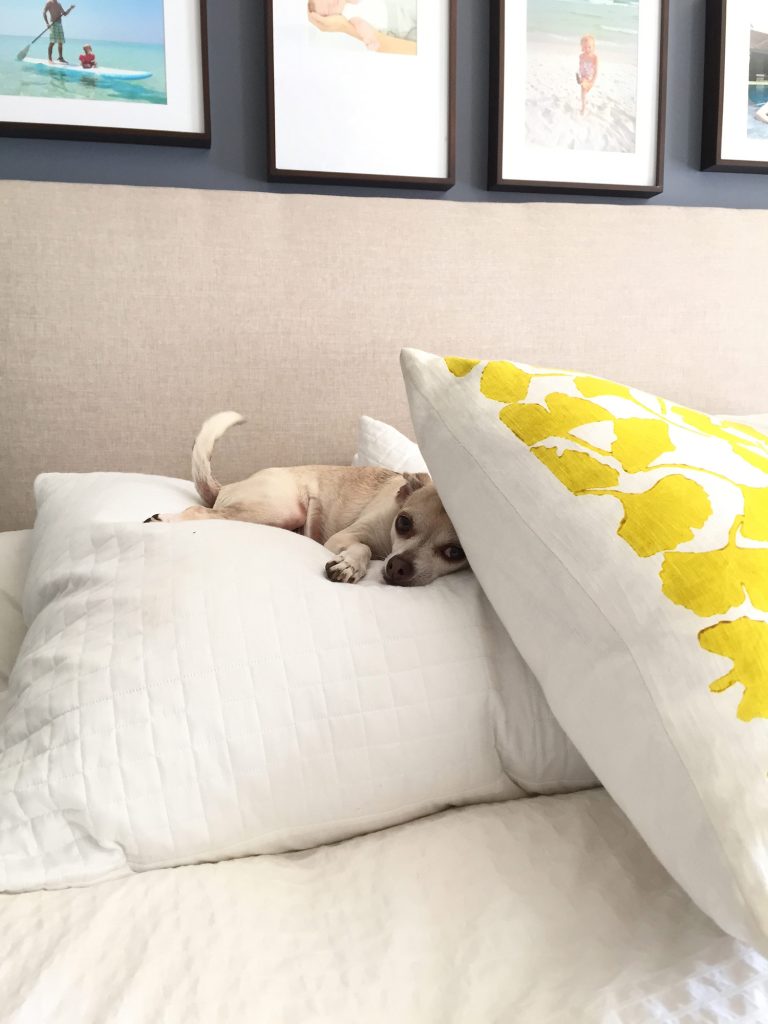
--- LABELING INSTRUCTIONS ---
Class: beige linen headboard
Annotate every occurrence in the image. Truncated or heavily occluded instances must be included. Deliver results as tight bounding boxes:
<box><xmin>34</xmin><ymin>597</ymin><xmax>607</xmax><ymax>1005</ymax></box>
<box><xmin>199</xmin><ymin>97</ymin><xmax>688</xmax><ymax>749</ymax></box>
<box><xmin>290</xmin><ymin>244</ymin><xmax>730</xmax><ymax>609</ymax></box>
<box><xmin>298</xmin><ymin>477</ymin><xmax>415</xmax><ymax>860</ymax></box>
<box><xmin>1</xmin><ymin>179</ymin><xmax>766</xmax><ymax>531</ymax></box>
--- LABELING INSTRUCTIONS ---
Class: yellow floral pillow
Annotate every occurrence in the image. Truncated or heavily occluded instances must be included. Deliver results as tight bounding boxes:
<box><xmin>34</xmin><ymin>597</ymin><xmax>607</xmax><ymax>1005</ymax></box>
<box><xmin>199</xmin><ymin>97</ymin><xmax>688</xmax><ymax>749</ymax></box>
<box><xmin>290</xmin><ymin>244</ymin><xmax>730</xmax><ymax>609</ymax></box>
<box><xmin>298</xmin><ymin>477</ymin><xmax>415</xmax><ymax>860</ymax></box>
<box><xmin>401</xmin><ymin>347</ymin><xmax>768</xmax><ymax>952</ymax></box>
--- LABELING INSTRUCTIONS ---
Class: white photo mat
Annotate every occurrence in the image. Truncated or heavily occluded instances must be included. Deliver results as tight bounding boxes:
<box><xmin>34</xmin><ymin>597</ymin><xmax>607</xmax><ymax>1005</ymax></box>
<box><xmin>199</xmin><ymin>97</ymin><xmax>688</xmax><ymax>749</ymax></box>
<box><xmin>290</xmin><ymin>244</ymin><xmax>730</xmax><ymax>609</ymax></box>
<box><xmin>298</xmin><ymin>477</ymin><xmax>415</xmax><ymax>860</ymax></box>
<box><xmin>497</xmin><ymin>0</ymin><xmax>664</xmax><ymax>189</ymax></box>
<box><xmin>270</xmin><ymin>0</ymin><xmax>452</xmax><ymax>181</ymax></box>
<box><xmin>0</xmin><ymin>0</ymin><xmax>205</xmax><ymax>135</ymax></box>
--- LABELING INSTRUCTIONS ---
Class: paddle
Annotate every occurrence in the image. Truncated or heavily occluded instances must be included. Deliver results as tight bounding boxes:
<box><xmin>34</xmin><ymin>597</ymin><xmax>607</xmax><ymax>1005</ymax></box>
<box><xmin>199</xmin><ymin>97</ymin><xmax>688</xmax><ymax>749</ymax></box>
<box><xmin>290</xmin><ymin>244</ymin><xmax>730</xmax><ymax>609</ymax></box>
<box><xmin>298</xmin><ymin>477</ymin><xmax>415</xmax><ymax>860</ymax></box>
<box><xmin>16</xmin><ymin>5</ymin><xmax>76</xmax><ymax>61</ymax></box>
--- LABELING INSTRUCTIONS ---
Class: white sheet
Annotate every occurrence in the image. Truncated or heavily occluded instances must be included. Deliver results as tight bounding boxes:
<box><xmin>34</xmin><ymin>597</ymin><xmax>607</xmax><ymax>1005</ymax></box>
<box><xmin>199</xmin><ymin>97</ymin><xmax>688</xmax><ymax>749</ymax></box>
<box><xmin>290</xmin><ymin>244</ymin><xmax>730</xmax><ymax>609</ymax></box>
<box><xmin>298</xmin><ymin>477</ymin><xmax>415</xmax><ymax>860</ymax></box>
<box><xmin>2</xmin><ymin>789</ymin><xmax>767</xmax><ymax>1024</ymax></box>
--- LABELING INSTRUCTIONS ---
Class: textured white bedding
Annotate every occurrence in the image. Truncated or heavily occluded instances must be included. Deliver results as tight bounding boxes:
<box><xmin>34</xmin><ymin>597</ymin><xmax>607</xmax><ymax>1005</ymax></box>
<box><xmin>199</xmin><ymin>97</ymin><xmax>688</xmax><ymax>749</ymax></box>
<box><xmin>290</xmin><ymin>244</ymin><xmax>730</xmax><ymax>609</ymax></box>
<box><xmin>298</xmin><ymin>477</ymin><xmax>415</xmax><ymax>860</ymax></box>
<box><xmin>3</xmin><ymin>526</ymin><xmax>768</xmax><ymax>1022</ymax></box>
<box><xmin>2</xmin><ymin>789</ymin><xmax>767</xmax><ymax>1024</ymax></box>
<box><xmin>2</xmin><ymin>472</ymin><xmax>597</xmax><ymax>892</ymax></box>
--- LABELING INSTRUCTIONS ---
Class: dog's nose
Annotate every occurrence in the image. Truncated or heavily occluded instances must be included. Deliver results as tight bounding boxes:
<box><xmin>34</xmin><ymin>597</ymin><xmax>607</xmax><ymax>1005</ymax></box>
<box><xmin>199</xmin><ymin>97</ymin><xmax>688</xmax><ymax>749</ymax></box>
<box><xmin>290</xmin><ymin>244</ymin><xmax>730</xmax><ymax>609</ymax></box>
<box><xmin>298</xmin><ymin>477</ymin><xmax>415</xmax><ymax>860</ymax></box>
<box><xmin>385</xmin><ymin>555</ymin><xmax>414</xmax><ymax>585</ymax></box>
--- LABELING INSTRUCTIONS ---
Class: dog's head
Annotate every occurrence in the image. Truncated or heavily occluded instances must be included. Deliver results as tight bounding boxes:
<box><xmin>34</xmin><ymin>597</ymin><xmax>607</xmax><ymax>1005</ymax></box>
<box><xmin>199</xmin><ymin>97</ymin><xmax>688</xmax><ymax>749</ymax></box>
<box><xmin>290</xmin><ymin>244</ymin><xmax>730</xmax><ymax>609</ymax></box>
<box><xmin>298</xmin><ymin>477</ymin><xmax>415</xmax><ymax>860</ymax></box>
<box><xmin>383</xmin><ymin>474</ymin><xmax>468</xmax><ymax>587</ymax></box>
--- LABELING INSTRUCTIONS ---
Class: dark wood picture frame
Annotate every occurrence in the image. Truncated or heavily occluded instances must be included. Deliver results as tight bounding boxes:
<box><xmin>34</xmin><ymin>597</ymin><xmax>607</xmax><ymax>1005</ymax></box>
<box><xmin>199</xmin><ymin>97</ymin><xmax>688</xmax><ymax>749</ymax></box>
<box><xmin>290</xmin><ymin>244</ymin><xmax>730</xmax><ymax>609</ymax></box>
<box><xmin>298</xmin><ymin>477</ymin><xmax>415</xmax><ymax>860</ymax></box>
<box><xmin>702</xmin><ymin>0</ymin><xmax>768</xmax><ymax>173</ymax></box>
<box><xmin>0</xmin><ymin>0</ymin><xmax>210</xmax><ymax>148</ymax></box>
<box><xmin>488</xmin><ymin>0</ymin><xmax>669</xmax><ymax>198</ymax></box>
<box><xmin>266</xmin><ymin>0</ymin><xmax>456</xmax><ymax>190</ymax></box>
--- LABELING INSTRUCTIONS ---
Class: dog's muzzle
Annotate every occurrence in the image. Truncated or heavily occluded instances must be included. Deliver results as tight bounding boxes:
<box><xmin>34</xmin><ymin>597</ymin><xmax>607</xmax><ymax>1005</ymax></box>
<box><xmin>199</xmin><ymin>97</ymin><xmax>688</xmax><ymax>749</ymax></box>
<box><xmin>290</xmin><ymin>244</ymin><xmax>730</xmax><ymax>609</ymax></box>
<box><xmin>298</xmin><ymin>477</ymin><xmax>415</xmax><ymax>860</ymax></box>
<box><xmin>384</xmin><ymin>555</ymin><xmax>415</xmax><ymax>586</ymax></box>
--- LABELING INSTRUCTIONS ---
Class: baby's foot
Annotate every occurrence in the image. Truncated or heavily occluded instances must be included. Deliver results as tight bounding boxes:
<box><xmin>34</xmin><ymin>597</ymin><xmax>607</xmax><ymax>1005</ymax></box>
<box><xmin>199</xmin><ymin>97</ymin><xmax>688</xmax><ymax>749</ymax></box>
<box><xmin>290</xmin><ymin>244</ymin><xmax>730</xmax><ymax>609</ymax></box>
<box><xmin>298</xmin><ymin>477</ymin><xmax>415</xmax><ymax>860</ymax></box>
<box><xmin>349</xmin><ymin>17</ymin><xmax>380</xmax><ymax>50</ymax></box>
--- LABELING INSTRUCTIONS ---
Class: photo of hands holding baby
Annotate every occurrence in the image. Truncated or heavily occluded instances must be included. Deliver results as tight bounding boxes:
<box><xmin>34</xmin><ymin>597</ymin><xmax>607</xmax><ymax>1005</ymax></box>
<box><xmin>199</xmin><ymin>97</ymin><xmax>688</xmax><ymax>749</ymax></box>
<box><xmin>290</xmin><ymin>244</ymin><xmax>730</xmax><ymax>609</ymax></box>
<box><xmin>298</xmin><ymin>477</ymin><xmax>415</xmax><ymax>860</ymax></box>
<box><xmin>269</xmin><ymin>0</ymin><xmax>452</xmax><ymax>185</ymax></box>
<box><xmin>306</xmin><ymin>0</ymin><xmax>417</xmax><ymax>55</ymax></box>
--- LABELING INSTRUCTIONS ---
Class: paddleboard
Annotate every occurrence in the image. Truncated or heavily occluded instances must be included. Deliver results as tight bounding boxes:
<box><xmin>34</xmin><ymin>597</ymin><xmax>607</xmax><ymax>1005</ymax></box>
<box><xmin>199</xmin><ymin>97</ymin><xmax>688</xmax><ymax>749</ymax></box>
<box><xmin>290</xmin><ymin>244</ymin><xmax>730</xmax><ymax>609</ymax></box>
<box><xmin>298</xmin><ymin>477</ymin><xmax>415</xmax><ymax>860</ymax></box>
<box><xmin>22</xmin><ymin>57</ymin><xmax>152</xmax><ymax>81</ymax></box>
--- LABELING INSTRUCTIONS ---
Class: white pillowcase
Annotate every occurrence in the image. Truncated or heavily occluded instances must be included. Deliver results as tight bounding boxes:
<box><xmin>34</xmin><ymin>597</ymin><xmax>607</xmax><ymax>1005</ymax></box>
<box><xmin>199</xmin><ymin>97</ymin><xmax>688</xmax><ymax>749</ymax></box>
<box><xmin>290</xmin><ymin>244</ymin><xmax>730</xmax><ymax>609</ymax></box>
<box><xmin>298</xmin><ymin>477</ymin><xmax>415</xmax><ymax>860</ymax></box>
<box><xmin>0</xmin><ymin>472</ymin><xmax>594</xmax><ymax>892</ymax></box>
<box><xmin>0</xmin><ymin>531</ymin><xmax>32</xmax><ymax>722</ymax></box>
<box><xmin>401</xmin><ymin>348</ymin><xmax>768</xmax><ymax>951</ymax></box>
<box><xmin>352</xmin><ymin>415</ymin><xmax>429</xmax><ymax>474</ymax></box>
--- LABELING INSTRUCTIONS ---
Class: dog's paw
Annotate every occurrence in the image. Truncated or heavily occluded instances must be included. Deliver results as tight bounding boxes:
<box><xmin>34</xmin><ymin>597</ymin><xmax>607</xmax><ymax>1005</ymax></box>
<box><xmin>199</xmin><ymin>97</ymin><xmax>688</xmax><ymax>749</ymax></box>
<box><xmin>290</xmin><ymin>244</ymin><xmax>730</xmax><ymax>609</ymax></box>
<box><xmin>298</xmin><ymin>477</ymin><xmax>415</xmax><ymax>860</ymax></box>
<box><xmin>143</xmin><ymin>514</ymin><xmax>163</xmax><ymax>523</ymax></box>
<box><xmin>325</xmin><ymin>555</ymin><xmax>366</xmax><ymax>584</ymax></box>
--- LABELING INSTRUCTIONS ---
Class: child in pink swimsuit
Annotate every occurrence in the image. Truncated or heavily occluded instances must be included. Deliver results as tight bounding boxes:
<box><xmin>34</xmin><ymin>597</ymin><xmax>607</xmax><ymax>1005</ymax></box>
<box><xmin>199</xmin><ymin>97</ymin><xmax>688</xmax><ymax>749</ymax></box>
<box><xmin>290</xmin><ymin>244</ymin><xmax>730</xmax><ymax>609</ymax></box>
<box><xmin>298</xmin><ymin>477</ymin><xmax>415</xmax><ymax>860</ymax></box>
<box><xmin>576</xmin><ymin>34</ymin><xmax>598</xmax><ymax>115</ymax></box>
<box><xmin>79</xmin><ymin>43</ymin><xmax>96</xmax><ymax>69</ymax></box>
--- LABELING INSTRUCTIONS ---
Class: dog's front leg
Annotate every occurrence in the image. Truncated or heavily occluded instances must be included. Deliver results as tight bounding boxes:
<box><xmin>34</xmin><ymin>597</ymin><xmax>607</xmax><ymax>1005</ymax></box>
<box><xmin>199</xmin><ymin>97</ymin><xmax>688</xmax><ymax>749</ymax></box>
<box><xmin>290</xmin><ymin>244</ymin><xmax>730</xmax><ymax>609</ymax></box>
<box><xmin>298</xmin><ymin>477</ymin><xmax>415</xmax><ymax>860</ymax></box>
<box><xmin>324</xmin><ymin>532</ymin><xmax>372</xmax><ymax>584</ymax></box>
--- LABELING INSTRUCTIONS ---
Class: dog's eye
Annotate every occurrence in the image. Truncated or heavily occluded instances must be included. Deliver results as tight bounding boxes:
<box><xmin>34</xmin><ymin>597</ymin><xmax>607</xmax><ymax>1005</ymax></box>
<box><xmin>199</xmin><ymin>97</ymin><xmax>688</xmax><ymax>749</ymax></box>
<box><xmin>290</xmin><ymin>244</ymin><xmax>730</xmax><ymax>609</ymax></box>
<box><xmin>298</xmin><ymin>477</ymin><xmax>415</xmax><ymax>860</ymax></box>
<box><xmin>443</xmin><ymin>545</ymin><xmax>465</xmax><ymax>562</ymax></box>
<box><xmin>395</xmin><ymin>514</ymin><xmax>413</xmax><ymax>534</ymax></box>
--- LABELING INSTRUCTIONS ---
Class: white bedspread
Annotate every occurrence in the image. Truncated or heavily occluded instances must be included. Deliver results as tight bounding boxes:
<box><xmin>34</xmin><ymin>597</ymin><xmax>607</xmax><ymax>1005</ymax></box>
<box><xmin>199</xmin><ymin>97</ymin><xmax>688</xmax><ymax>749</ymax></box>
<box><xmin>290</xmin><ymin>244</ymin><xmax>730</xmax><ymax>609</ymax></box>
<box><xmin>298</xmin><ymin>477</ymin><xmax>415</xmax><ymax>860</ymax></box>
<box><xmin>2</xmin><ymin>788</ymin><xmax>767</xmax><ymax>1024</ymax></box>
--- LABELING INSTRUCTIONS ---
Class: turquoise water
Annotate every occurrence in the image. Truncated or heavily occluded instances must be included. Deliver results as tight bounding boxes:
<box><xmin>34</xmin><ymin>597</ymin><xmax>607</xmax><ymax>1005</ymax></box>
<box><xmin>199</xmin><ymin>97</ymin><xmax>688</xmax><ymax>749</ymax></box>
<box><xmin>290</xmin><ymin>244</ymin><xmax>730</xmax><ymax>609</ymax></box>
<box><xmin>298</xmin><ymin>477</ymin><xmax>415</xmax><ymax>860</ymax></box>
<box><xmin>528</xmin><ymin>0</ymin><xmax>639</xmax><ymax>53</ymax></box>
<box><xmin>748</xmin><ymin>83</ymin><xmax>768</xmax><ymax>141</ymax></box>
<box><xmin>0</xmin><ymin>35</ymin><xmax>166</xmax><ymax>104</ymax></box>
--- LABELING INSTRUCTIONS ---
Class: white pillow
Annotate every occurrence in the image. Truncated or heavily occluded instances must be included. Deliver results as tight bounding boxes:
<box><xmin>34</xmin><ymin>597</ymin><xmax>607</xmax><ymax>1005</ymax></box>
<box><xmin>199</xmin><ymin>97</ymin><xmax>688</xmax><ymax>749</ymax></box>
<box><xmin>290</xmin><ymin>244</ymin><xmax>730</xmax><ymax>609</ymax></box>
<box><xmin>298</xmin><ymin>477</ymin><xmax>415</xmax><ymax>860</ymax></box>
<box><xmin>0</xmin><ymin>472</ymin><xmax>594</xmax><ymax>892</ymax></box>
<box><xmin>732</xmin><ymin>414</ymin><xmax>768</xmax><ymax>430</ymax></box>
<box><xmin>0</xmin><ymin>531</ymin><xmax>32</xmax><ymax>708</ymax></box>
<box><xmin>352</xmin><ymin>416</ymin><xmax>429</xmax><ymax>474</ymax></box>
<box><xmin>401</xmin><ymin>348</ymin><xmax>768</xmax><ymax>952</ymax></box>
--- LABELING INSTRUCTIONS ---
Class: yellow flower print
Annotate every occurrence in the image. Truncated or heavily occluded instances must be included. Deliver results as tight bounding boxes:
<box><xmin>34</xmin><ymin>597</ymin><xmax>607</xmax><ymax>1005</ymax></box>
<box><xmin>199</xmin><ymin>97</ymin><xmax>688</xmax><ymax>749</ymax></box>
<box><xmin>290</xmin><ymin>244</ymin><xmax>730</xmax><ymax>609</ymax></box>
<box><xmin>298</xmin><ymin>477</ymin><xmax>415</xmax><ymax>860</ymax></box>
<box><xmin>445</xmin><ymin>357</ymin><xmax>480</xmax><ymax>378</ymax></box>
<box><xmin>611</xmin><ymin>419</ymin><xmax>675</xmax><ymax>474</ymax></box>
<box><xmin>671</xmin><ymin>405</ymin><xmax>768</xmax><ymax>477</ymax></box>
<box><xmin>533</xmin><ymin>447</ymin><xmax>619</xmax><ymax>493</ymax></box>
<box><xmin>721</xmin><ymin>421</ymin><xmax>768</xmax><ymax>446</ymax></box>
<box><xmin>699</xmin><ymin>617</ymin><xmax>768</xmax><ymax>722</ymax></box>
<box><xmin>445</xmin><ymin>355</ymin><xmax>768</xmax><ymax>728</ymax></box>
<box><xmin>740</xmin><ymin>487</ymin><xmax>768</xmax><ymax>543</ymax></box>
<box><xmin>574</xmin><ymin>375</ymin><xmax>635</xmax><ymax>402</ymax></box>
<box><xmin>479</xmin><ymin>361</ymin><xmax>532</xmax><ymax>404</ymax></box>
<box><xmin>500</xmin><ymin>393</ymin><xmax>613</xmax><ymax>448</ymax></box>
<box><xmin>661</xmin><ymin>517</ymin><xmax>768</xmax><ymax>617</ymax></box>
<box><xmin>608</xmin><ymin>476</ymin><xmax>712</xmax><ymax>559</ymax></box>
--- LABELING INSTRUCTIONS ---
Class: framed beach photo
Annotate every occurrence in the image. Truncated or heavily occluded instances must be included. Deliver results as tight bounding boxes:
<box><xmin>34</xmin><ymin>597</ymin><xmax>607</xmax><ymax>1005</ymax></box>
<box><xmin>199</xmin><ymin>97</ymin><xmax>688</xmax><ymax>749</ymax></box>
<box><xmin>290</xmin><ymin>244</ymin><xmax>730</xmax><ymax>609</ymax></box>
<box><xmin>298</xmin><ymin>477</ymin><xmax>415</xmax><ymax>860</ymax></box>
<box><xmin>266</xmin><ymin>0</ymin><xmax>456</xmax><ymax>189</ymax></box>
<box><xmin>489</xmin><ymin>0</ymin><xmax>669</xmax><ymax>197</ymax></box>
<box><xmin>702</xmin><ymin>0</ymin><xmax>768</xmax><ymax>172</ymax></box>
<box><xmin>0</xmin><ymin>0</ymin><xmax>209</xmax><ymax>146</ymax></box>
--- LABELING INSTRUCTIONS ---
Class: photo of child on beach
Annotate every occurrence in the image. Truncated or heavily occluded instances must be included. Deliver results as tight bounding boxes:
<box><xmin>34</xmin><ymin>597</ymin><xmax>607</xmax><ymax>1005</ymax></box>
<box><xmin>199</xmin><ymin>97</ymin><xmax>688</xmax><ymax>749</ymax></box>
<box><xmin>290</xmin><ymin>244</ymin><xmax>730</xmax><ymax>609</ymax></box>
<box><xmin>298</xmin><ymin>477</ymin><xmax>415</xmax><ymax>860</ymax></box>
<box><xmin>526</xmin><ymin>0</ymin><xmax>639</xmax><ymax>154</ymax></box>
<box><xmin>0</xmin><ymin>0</ymin><xmax>167</xmax><ymax>106</ymax></box>
<box><xmin>307</xmin><ymin>0</ymin><xmax>418</xmax><ymax>55</ymax></box>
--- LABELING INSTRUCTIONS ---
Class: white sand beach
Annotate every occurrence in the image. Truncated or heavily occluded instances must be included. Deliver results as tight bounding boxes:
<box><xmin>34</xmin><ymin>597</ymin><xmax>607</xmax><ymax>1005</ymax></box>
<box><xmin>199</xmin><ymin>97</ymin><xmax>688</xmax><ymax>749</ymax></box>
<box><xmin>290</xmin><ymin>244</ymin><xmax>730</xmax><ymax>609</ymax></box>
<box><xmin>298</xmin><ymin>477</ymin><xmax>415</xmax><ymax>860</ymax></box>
<box><xmin>526</xmin><ymin>37</ymin><xmax>639</xmax><ymax>154</ymax></box>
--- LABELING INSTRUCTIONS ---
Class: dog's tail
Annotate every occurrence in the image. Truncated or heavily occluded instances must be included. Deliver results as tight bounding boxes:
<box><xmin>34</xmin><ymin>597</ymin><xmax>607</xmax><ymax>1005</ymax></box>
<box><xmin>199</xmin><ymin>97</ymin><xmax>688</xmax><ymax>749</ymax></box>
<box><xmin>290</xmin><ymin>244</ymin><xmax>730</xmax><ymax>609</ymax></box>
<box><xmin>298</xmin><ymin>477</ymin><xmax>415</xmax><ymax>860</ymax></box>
<box><xmin>192</xmin><ymin>411</ymin><xmax>245</xmax><ymax>507</ymax></box>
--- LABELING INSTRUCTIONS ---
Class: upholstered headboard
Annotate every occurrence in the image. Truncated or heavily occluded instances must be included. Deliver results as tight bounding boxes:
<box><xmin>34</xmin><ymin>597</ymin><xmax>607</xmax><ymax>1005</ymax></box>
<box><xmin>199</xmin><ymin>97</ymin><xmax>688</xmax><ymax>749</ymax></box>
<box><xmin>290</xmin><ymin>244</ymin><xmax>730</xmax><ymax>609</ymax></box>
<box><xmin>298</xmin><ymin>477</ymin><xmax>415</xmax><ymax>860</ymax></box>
<box><xmin>1</xmin><ymin>179</ymin><xmax>766</xmax><ymax>530</ymax></box>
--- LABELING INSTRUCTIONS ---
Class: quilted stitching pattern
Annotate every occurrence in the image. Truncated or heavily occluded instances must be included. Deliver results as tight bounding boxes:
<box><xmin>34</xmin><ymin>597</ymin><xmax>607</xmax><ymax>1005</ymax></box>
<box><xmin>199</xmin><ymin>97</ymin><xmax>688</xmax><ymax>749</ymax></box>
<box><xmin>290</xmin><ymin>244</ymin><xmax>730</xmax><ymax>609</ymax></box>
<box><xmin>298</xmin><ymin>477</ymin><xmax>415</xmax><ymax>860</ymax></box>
<box><xmin>0</xmin><ymin>474</ymin><xmax>594</xmax><ymax>892</ymax></box>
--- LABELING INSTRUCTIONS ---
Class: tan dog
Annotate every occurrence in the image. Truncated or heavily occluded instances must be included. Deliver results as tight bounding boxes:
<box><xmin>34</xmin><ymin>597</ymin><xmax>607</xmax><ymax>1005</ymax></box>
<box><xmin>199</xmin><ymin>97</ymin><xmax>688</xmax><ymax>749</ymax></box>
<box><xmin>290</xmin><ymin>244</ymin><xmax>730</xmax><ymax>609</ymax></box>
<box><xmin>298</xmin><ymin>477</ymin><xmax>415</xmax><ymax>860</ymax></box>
<box><xmin>146</xmin><ymin>412</ymin><xmax>468</xmax><ymax>587</ymax></box>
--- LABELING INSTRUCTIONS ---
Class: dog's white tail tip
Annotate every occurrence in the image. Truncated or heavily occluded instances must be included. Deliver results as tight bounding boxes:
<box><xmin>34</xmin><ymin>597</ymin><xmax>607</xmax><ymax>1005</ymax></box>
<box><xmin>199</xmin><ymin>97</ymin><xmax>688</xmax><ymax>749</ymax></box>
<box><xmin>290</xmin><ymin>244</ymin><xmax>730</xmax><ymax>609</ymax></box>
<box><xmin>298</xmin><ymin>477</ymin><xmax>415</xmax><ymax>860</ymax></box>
<box><xmin>192</xmin><ymin>410</ymin><xmax>245</xmax><ymax>507</ymax></box>
<box><xmin>202</xmin><ymin>410</ymin><xmax>246</xmax><ymax>434</ymax></box>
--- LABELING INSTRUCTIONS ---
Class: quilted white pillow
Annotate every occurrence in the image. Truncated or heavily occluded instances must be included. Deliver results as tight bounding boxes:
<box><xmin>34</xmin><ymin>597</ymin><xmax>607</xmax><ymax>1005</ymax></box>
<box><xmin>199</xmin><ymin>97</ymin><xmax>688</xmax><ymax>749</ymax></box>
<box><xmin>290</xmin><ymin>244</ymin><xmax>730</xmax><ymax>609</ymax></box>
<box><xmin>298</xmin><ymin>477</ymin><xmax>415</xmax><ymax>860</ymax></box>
<box><xmin>0</xmin><ymin>531</ymin><xmax>32</xmax><ymax>721</ymax></box>
<box><xmin>0</xmin><ymin>532</ymin><xmax>31</xmax><ymax>677</ymax></box>
<box><xmin>0</xmin><ymin>472</ymin><xmax>594</xmax><ymax>892</ymax></box>
<box><xmin>352</xmin><ymin>416</ymin><xmax>429</xmax><ymax>474</ymax></box>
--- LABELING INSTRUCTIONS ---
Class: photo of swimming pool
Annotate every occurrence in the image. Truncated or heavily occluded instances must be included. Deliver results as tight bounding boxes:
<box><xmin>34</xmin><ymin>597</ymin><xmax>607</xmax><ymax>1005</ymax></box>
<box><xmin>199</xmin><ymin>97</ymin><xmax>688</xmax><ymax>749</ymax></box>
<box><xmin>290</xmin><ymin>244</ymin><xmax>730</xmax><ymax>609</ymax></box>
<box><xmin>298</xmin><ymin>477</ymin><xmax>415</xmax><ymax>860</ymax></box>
<box><xmin>748</xmin><ymin>83</ymin><xmax>768</xmax><ymax>140</ymax></box>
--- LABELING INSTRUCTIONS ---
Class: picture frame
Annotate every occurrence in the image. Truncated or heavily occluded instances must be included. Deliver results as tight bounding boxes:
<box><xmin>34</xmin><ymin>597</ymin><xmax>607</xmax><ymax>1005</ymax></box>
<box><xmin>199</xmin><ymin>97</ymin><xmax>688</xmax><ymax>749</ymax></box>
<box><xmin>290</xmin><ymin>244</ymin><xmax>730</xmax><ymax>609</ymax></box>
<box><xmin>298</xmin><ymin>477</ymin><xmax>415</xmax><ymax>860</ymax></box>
<box><xmin>488</xmin><ymin>0</ymin><xmax>669</xmax><ymax>198</ymax></box>
<box><xmin>702</xmin><ymin>0</ymin><xmax>768</xmax><ymax>173</ymax></box>
<box><xmin>266</xmin><ymin>0</ymin><xmax>456</xmax><ymax>190</ymax></box>
<box><xmin>0</xmin><ymin>0</ymin><xmax>210</xmax><ymax>147</ymax></box>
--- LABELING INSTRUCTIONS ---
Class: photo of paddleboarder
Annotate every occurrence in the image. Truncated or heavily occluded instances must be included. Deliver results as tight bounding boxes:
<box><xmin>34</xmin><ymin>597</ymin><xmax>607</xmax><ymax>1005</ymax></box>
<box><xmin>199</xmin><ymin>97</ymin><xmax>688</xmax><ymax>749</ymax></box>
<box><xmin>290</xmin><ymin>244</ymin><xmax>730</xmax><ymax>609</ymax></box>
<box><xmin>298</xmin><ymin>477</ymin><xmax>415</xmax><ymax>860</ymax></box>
<box><xmin>0</xmin><ymin>0</ymin><xmax>168</xmax><ymax>105</ymax></box>
<box><xmin>43</xmin><ymin>0</ymin><xmax>74</xmax><ymax>64</ymax></box>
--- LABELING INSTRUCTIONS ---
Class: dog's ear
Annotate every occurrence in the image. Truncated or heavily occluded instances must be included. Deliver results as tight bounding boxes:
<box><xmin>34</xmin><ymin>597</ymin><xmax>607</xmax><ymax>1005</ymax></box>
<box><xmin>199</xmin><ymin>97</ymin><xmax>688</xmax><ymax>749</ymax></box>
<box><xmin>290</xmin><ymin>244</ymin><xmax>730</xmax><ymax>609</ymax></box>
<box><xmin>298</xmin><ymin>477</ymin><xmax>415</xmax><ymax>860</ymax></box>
<box><xmin>396</xmin><ymin>472</ymin><xmax>431</xmax><ymax>504</ymax></box>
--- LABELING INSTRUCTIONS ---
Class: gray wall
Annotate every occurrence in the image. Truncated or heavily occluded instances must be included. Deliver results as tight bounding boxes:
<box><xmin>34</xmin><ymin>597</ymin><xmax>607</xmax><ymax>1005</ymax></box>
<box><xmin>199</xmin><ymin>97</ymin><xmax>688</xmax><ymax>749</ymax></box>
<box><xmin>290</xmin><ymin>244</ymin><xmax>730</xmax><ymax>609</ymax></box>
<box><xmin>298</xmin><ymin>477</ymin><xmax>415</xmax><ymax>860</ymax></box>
<box><xmin>1</xmin><ymin>0</ymin><xmax>767</xmax><ymax>207</ymax></box>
